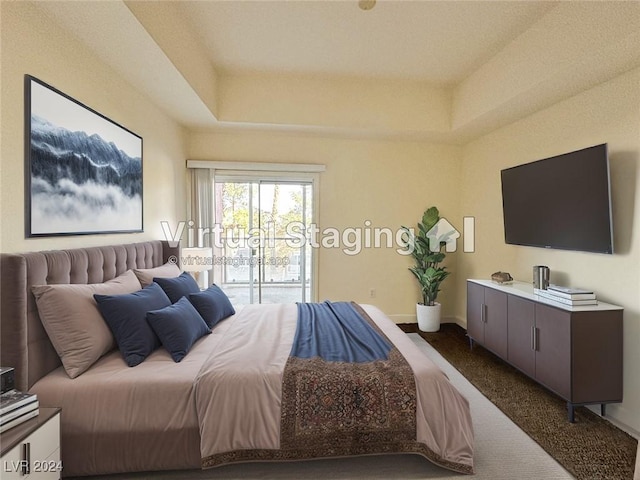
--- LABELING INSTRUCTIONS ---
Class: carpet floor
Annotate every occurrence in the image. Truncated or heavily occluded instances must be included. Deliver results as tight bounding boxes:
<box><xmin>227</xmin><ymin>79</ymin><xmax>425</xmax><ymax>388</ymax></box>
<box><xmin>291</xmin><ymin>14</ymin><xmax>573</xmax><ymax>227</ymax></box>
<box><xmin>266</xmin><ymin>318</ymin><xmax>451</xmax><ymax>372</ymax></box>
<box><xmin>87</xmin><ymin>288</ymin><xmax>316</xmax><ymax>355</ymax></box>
<box><xmin>410</xmin><ymin>323</ymin><xmax>638</xmax><ymax>480</ymax></box>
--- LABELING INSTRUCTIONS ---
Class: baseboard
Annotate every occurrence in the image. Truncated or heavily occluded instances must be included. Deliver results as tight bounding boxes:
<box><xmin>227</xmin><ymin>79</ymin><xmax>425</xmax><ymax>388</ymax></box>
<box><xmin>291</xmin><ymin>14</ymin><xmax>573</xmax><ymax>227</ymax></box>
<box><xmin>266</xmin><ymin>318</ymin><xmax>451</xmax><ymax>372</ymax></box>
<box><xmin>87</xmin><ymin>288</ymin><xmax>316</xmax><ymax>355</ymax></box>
<box><xmin>587</xmin><ymin>404</ymin><xmax>640</xmax><ymax>440</ymax></box>
<box><xmin>446</xmin><ymin>315</ymin><xmax>467</xmax><ymax>329</ymax></box>
<box><xmin>389</xmin><ymin>314</ymin><xmax>467</xmax><ymax>328</ymax></box>
<box><xmin>387</xmin><ymin>314</ymin><xmax>416</xmax><ymax>324</ymax></box>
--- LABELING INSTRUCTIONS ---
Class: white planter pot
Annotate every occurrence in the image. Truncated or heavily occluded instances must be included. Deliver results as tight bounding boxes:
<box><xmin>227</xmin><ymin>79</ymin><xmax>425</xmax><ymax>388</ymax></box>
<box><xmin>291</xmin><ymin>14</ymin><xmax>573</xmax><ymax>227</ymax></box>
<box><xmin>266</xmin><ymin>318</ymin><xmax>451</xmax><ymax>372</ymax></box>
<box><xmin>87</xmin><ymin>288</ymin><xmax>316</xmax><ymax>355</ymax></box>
<box><xmin>416</xmin><ymin>302</ymin><xmax>441</xmax><ymax>332</ymax></box>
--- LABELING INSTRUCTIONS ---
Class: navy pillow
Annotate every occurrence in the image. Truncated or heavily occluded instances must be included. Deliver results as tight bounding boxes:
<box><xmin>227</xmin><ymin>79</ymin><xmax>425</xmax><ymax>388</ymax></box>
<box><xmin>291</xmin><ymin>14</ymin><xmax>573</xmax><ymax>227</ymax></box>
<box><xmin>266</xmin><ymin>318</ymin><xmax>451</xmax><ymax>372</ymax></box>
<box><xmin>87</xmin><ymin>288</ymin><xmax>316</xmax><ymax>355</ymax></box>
<box><xmin>188</xmin><ymin>284</ymin><xmax>235</xmax><ymax>328</ymax></box>
<box><xmin>153</xmin><ymin>272</ymin><xmax>200</xmax><ymax>303</ymax></box>
<box><xmin>94</xmin><ymin>283</ymin><xmax>171</xmax><ymax>367</ymax></box>
<box><xmin>146</xmin><ymin>297</ymin><xmax>211</xmax><ymax>362</ymax></box>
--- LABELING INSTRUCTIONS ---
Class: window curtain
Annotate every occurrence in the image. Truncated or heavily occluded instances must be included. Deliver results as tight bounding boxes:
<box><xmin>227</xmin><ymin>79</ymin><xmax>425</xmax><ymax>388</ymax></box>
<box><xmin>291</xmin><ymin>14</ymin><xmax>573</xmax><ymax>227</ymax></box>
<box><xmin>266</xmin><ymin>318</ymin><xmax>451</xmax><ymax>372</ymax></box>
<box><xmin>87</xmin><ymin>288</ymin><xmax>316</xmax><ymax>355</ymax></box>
<box><xmin>189</xmin><ymin>168</ymin><xmax>216</xmax><ymax>286</ymax></box>
<box><xmin>187</xmin><ymin>161</ymin><xmax>325</xmax><ymax>291</ymax></box>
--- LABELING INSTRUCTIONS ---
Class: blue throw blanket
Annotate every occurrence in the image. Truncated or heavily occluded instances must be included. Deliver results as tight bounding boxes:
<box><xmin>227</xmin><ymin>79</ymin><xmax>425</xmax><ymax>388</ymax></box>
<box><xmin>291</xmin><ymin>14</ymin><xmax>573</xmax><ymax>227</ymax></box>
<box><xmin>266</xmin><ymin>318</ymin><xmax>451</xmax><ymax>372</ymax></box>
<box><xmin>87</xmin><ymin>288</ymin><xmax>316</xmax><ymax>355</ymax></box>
<box><xmin>291</xmin><ymin>301</ymin><xmax>391</xmax><ymax>362</ymax></box>
<box><xmin>277</xmin><ymin>301</ymin><xmax>419</xmax><ymax>466</ymax></box>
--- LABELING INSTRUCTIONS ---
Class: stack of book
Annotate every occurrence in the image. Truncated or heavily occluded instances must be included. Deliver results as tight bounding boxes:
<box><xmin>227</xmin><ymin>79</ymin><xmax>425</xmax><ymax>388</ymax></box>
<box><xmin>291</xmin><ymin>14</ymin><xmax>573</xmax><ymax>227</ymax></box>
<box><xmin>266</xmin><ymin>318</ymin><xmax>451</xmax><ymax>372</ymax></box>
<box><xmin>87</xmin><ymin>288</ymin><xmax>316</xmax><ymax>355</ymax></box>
<box><xmin>0</xmin><ymin>390</ymin><xmax>39</xmax><ymax>433</ymax></box>
<box><xmin>534</xmin><ymin>285</ymin><xmax>597</xmax><ymax>306</ymax></box>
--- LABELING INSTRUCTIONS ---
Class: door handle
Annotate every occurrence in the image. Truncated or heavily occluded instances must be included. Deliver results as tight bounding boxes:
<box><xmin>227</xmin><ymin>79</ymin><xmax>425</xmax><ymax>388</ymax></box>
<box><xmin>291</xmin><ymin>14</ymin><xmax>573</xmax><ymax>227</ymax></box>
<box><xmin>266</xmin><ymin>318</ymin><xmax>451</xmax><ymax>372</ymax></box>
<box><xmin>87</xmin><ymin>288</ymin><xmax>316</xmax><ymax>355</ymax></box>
<box><xmin>480</xmin><ymin>303</ymin><xmax>486</xmax><ymax>323</ymax></box>
<box><xmin>22</xmin><ymin>442</ymin><xmax>30</xmax><ymax>475</ymax></box>
<box><xmin>531</xmin><ymin>326</ymin><xmax>535</xmax><ymax>351</ymax></box>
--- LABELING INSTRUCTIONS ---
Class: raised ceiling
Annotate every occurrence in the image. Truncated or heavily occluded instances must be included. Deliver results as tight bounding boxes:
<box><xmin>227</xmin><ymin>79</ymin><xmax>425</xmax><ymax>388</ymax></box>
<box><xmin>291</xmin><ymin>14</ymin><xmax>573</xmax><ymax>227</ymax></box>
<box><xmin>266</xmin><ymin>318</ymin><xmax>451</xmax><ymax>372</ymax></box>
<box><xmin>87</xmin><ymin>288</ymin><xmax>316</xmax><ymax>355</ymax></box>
<box><xmin>33</xmin><ymin>1</ymin><xmax>640</xmax><ymax>143</ymax></box>
<box><xmin>180</xmin><ymin>0</ymin><xmax>554</xmax><ymax>83</ymax></box>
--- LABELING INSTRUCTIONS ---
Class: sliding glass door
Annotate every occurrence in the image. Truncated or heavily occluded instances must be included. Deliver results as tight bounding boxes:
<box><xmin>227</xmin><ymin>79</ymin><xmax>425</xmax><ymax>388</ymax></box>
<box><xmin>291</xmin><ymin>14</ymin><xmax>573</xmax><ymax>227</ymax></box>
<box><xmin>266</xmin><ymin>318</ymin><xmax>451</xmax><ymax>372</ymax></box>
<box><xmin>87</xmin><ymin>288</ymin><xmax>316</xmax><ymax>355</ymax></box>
<box><xmin>214</xmin><ymin>178</ymin><xmax>314</xmax><ymax>306</ymax></box>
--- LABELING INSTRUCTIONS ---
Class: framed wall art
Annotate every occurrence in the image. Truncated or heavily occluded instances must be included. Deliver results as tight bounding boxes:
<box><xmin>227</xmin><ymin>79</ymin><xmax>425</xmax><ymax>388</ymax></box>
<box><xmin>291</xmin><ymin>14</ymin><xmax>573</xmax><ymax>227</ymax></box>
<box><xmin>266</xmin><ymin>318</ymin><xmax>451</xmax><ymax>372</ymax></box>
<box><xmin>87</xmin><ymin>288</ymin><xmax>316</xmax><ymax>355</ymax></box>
<box><xmin>25</xmin><ymin>75</ymin><xmax>143</xmax><ymax>237</ymax></box>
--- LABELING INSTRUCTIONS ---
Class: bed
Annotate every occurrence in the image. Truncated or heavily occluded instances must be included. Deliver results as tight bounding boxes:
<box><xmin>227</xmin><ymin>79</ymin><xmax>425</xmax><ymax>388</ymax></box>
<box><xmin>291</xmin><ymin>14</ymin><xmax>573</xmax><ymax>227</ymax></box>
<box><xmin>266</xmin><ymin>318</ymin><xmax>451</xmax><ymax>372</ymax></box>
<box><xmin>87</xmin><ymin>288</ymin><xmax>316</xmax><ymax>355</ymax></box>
<box><xmin>0</xmin><ymin>240</ymin><xmax>474</xmax><ymax>477</ymax></box>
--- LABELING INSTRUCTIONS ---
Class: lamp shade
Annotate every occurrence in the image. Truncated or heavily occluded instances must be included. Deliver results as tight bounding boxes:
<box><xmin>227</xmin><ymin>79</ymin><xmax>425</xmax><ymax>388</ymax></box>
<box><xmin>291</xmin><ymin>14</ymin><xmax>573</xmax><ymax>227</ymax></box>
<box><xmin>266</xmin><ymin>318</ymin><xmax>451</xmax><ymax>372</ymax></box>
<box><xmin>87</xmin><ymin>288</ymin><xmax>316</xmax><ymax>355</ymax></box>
<box><xmin>181</xmin><ymin>247</ymin><xmax>213</xmax><ymax>272</ymax></box>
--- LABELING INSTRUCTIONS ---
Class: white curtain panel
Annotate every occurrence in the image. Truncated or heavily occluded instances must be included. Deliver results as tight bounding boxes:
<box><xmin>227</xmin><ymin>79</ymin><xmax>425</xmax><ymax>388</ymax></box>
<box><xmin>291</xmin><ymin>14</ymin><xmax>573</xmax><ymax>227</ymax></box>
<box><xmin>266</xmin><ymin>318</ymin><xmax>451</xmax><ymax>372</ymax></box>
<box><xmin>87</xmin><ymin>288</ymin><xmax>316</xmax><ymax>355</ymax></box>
<box><xmin>189</xmin><ymin>168</ymin><xmax>215</xmax><ymax>286</ymax></box>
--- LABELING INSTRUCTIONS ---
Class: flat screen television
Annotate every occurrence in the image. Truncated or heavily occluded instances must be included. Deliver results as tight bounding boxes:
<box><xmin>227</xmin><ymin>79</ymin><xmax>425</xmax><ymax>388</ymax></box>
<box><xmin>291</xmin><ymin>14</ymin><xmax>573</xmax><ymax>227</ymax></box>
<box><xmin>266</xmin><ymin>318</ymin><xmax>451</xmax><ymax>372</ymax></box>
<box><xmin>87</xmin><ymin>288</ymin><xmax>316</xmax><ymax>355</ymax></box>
<box><xmin>500</xmin><ymin>143</ymin><xmax>613</xmax><ymax>254</ymax></box>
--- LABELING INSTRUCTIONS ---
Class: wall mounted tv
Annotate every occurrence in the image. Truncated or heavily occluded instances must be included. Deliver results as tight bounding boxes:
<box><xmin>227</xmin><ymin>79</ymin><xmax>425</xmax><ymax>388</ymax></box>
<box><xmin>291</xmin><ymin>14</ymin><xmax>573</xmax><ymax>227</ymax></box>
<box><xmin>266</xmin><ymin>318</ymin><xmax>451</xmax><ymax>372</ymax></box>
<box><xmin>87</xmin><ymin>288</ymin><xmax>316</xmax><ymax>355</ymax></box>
<box><xmin>501</xmin><ymin>144</ymin><xmax>613</xmax><ymax>254</ymax></box>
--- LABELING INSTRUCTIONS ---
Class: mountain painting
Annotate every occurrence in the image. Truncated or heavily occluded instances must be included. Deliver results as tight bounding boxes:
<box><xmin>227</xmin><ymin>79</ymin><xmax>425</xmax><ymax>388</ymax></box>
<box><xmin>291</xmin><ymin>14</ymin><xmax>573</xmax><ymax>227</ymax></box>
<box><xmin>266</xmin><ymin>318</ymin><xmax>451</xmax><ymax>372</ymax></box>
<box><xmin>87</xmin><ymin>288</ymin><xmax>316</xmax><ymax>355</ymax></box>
<box><xmin>26</xmin><ymin>76</ymin><xmax>143</xmax><ymax>236</ymax></box>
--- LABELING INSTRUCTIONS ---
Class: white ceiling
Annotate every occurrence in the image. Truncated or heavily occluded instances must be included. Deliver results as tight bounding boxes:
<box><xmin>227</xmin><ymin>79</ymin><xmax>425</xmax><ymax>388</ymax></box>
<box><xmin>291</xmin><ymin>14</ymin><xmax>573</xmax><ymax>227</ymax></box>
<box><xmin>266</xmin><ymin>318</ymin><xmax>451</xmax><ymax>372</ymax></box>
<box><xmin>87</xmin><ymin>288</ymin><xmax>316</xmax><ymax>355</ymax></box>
<box><xmin>30</xmin><ymin>1</ymin><xmax>640</xmax><ymax>142</ymax></box>
<box><xmin>181</xmin><ymin>0</ymin><xmax>555</xmax><ymax>84</ymax></box>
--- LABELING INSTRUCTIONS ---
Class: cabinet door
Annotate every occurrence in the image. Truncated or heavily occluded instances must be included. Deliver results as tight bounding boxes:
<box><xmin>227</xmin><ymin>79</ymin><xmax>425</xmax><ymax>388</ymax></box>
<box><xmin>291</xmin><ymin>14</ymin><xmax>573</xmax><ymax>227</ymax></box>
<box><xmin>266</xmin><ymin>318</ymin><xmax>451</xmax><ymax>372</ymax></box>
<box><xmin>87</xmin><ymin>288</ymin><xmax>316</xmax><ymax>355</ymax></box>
<box><xmin>534</xmin><ymin>304</ymin><xmax>571</xmax><ymax>400</ymax></box>
<box><xmin>1</xmin><ymin>443</ymin><xmax>27</xmax><ymax>480</ymax></box>
<box><xmin>483</xmin><ymin>289</ymin><xmax>508</xmax><ymax>358</ymax></box>
<box><xmin>466</xmin><ymin>282</ymin><xmax>485</xmax><ymax>343</ymax></box>
<box><xmin>0</xmin><ymin>413</ymin><xmax>60</xmax><ymax>480</ymax></box>
<box><xmin>507</xmin><ymin>295</ymin><xmax>535</xmax><ymax>377</ymax></box>
<box><xmin>28</xmin><ymin>413</ymin><xmax>60</xmax><ymax>480</ymax></box>
<box><xmin>572</xmin><ymin>311</ymin><xmax>623</xmax><ymax>404</ymax></box>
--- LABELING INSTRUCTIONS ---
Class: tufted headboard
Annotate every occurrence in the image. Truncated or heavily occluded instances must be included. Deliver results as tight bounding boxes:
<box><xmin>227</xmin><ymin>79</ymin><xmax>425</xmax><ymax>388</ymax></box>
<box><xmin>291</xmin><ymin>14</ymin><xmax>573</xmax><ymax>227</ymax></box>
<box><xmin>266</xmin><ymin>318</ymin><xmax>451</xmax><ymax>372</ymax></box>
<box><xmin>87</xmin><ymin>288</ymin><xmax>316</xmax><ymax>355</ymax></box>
<box><xmin>0</xmin><ymin>241</ymin><xmax>179</xmax><ymax>391</ymax></box>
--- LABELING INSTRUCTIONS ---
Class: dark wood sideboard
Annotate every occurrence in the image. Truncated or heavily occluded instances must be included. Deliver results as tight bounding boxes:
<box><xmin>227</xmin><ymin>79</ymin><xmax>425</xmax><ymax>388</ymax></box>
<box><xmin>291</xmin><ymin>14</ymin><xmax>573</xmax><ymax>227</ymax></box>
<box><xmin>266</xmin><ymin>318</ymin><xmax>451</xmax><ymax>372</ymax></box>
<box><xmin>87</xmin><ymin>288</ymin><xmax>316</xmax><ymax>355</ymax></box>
<box><xmin>466</xmin><ymin>279</ymin><xmax>623</xmax><ymax>422</ymax></box>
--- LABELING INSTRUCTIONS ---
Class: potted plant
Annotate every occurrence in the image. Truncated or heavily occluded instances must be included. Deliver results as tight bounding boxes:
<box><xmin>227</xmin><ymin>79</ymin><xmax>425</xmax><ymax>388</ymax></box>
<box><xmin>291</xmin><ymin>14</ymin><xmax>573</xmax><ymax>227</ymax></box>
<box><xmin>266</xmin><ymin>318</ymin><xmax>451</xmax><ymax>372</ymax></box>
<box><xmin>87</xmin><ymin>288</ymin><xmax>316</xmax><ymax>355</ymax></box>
<box><xmin>401</xmin><ymin>206</ymin><xmax>451</xmax><ymax>332</ymax></box>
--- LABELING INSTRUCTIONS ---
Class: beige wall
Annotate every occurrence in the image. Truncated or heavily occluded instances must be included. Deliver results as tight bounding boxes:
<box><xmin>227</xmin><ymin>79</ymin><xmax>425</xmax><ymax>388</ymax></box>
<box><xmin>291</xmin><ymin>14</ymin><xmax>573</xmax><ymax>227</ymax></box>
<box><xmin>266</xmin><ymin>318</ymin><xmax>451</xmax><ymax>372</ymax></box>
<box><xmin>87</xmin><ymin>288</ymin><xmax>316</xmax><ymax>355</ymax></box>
<box><xmin>452</xmin><ymin>2</ymin><xmax>640</xmax><ymax>133</ymax></box>
<box><xmin>189</xmin><ymin>130</ymin><xmax>462</xmax><ymax>321</ymax></box>
<box><xmin>0</xmin><ymin>2</ymin><xmax>187</xmax><ymax>253</ymax></box>
<box><xmin>456</xmin><ymin>67</ymin><xmax>640</xmax><ymax>432</ymax></box>
<box><xmin>218</xmin><ymin>73</ymin><xmax>451</xmax><ymax>135</ymax></box>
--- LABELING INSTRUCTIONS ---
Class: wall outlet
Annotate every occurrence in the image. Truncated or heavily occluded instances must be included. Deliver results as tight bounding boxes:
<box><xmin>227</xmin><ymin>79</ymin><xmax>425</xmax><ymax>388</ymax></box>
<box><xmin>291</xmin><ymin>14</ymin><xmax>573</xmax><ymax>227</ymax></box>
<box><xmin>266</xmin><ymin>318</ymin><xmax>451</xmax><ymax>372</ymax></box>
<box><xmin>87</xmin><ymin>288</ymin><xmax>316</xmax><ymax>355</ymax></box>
<box><xmin>369</xmin><ymin>288</ymin><xmax>376</xmax><ymax>298</ymax></box>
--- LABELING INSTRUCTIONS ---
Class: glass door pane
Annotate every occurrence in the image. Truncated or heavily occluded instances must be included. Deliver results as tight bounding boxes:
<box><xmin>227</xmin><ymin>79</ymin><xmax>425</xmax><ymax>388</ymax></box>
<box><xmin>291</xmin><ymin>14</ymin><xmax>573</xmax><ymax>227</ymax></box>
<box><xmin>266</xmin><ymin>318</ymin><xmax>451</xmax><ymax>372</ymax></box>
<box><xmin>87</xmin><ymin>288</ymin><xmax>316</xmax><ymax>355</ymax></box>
<box><xmin>214</xmin><ymin>181</ymin><xmax>253</xmax><ymax>306</ymax></box>
<box><xmin>214</xmin><ymin>179</ymin><xmax>314</xmax><ymax>306</ymax></box>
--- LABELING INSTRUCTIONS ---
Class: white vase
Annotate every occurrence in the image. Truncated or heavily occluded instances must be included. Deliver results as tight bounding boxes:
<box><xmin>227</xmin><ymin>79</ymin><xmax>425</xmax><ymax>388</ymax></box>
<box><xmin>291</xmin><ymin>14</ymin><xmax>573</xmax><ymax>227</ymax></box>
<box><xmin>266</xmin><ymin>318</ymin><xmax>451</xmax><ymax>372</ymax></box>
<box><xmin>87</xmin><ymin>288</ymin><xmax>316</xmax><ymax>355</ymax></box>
<box><xmin>416</xmin><ymin>302</ymin><xmax>441</xmax><ymax>332</ymax></box>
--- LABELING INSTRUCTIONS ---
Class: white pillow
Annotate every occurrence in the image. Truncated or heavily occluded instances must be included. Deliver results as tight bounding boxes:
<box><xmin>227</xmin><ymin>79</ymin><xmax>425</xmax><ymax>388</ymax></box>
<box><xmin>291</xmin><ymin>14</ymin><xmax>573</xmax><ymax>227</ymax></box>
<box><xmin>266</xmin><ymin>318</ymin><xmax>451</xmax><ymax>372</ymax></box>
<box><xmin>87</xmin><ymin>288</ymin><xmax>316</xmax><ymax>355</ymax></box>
<box><xmin>133</xmin><ymin>262</ymin><xmax>181</xmax><ymax>287</ymax></box>
<box><xmin>32</xmin><ymin>270</ymin><xmax>142</xmax><ymax>378</ymax></box>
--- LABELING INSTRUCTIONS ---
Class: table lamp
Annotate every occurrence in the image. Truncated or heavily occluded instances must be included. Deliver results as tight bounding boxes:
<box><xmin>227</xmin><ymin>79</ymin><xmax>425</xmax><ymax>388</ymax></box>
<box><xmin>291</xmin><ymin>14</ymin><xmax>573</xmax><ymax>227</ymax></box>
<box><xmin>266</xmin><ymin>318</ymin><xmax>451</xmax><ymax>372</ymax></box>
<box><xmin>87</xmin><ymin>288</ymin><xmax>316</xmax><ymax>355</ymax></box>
<box><xmin>181</xmin><ymin>247</ymin><xmax>213</xmax><ymax>289</ymax></box>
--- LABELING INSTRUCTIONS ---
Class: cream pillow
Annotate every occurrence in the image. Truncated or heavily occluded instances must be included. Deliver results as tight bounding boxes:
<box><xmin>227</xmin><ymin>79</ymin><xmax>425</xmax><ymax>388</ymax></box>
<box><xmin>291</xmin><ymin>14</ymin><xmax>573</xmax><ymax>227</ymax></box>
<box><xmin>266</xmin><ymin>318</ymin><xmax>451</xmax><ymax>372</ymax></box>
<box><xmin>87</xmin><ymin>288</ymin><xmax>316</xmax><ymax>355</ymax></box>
<box><xmin>32</xmin><ymin>269</ymin><xmax>142</xmax><ymax>378</ymax></box>
<box><xmin>133</xmin><ymin>262</ymin><xmax>181</xmax><ymax>287</ymax></box>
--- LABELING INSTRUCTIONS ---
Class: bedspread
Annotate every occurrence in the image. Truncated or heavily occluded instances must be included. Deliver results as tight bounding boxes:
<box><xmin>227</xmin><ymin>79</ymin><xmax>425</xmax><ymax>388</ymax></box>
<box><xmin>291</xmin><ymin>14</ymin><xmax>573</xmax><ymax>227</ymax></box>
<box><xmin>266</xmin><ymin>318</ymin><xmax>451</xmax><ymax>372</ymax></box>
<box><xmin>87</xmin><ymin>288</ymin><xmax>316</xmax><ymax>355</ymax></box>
<box><xmin>280</xmin><ymin>302</ymin><xmax>417</xmax><ymax>458</ymax></box>
<box><xmin>195</xmin><ymin>303</ymin><xmax>474</xmax><ymax>474</ymax></box>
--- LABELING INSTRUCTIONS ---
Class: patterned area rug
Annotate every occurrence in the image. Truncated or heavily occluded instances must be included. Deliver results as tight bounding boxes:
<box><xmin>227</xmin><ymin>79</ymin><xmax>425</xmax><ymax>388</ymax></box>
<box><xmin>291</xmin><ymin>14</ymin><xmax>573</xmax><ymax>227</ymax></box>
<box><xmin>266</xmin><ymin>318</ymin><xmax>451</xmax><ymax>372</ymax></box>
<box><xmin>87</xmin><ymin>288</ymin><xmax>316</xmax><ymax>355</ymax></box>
<box><xmin>408</xmin><ymin>323</ymin><xmax>638</xmax><ymax>480</ymax></box>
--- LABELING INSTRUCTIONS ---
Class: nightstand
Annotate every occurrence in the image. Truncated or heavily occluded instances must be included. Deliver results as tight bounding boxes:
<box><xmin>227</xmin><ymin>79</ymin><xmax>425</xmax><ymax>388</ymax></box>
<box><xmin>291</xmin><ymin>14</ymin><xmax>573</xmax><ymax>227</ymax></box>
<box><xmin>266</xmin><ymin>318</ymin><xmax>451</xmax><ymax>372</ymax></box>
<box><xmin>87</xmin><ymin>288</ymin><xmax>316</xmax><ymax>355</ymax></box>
<box><xmin>0</xmin><ymin>408</ymin><xmax>61</xmax><ymax>479</ymax></box>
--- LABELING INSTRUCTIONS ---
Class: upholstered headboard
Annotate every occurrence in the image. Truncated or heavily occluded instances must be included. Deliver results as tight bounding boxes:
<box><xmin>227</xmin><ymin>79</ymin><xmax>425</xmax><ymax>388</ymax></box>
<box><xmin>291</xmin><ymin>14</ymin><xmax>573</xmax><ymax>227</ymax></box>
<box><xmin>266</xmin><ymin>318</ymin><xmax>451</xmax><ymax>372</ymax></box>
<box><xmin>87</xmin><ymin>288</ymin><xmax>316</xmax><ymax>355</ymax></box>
<box><xmin>0</xmin><ymin>241</ymin><xmax>179</xmax><ymax>391</ymax></box>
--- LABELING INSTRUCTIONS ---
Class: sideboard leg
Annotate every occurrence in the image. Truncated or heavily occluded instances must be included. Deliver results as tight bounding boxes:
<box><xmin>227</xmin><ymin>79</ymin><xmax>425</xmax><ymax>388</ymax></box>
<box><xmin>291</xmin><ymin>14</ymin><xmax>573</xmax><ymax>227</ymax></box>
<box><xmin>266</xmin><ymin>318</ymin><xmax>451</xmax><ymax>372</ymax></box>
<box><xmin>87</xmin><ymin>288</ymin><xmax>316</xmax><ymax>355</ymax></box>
<box><xmin>567</xmin><ymin>402</ymin><xmax>576</xmax><ymax>423</ymax></box>
<box><xmin>601</xmin><ymin>404</ymin><xmax>606</xmax><ymax>417</ymax></box>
